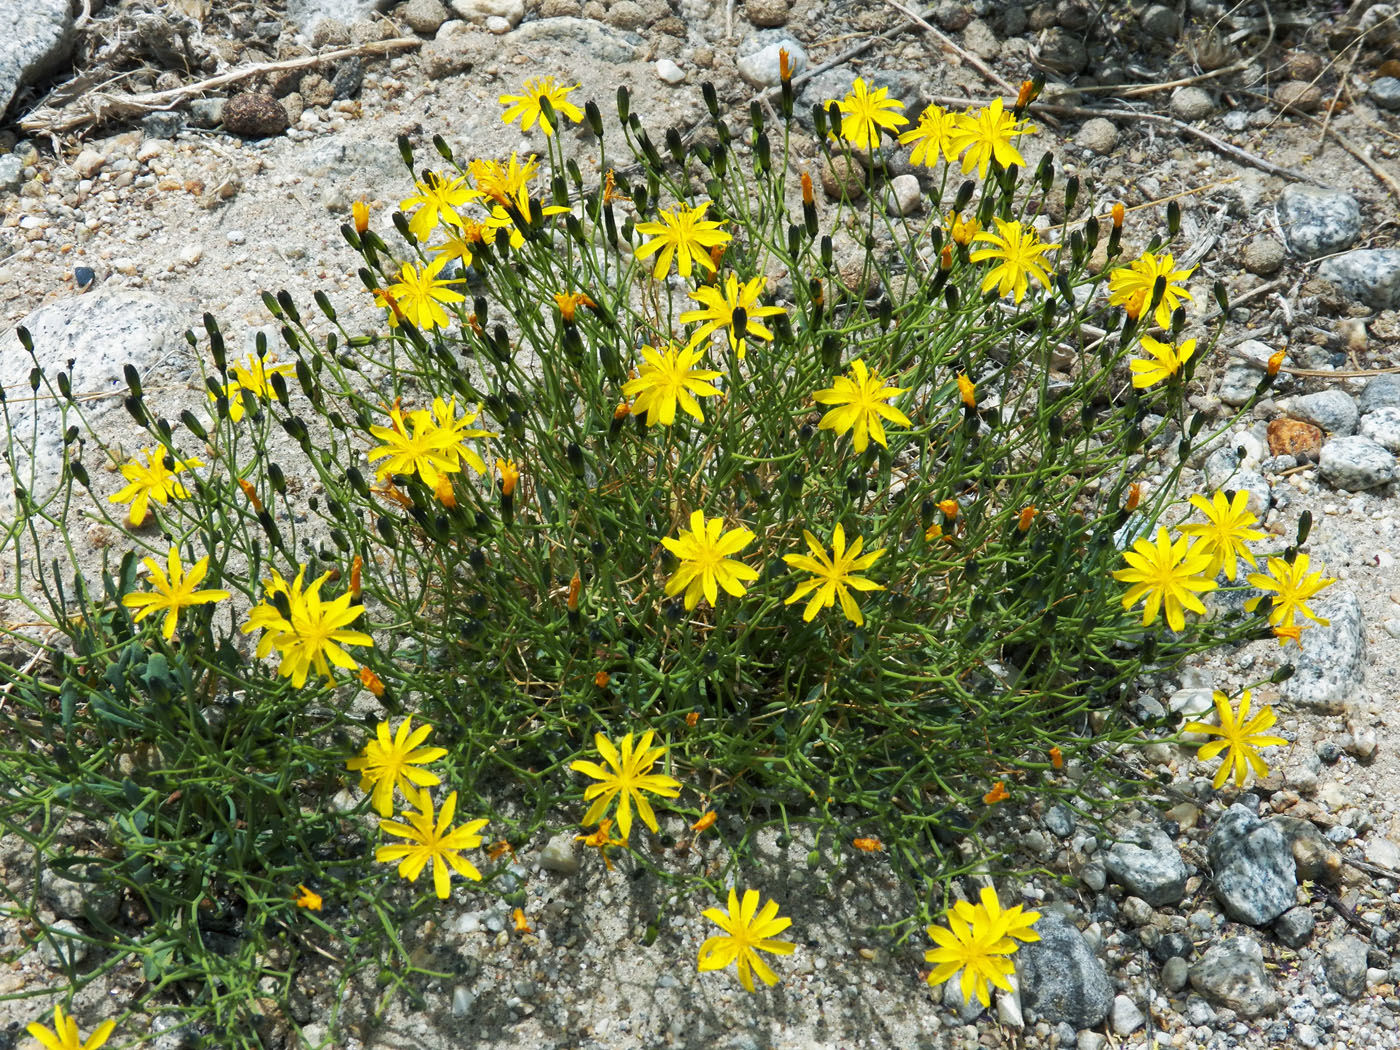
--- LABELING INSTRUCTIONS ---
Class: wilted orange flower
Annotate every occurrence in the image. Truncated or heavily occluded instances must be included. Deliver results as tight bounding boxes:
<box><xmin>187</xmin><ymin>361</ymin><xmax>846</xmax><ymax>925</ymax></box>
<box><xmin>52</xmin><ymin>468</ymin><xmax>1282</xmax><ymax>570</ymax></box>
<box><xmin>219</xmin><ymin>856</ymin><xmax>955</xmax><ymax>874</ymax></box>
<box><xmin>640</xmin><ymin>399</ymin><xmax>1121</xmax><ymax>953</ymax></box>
<box><xmin>374</xmin><ymin>286</ymin><xmax>406</xmax><ymax>326</ymax></box>
<box><xmin>924</xmin><ymin>522</ymin><xmax>944</xmax><ymax>542</ymax></box>
<box><xmin>576</xmin><ymin>818</ymin><xmax>627</xmax><ymax>870</ymax></box>
<box><xmin>1049</xmin><ymin>746</ymin><xmax>1063</xmax><ymax>769</ymax></box>
<box><xmin>555</xmin><ymin>290</ymin><xmax>596</xmax><ymax>323</ymax></box>
<box><xmin>567</xmin><ymin>572</ymin><xmax>581</xmax><ymax>612</ymax></box>
<box><xmin>497</xmin><ymin>458</ymin><xmax>519</xmax><ymax>498</ymax></box>
<box><xmin>595</xmin><ymin>670</ymin><xmax>611</xmax><ymax>688</ymax></box>
<box><xmin>685</xmin><ymin>711</ymin><xmax>699</xmax><ymax>727</ymax></box>
<box><xmin>237</xmin><ymin>477</ymin><xmax>263</xmax><ymax>512</ymax></box>
<box><xmin>957</xmin><ymin>374</ymin><xmax>976</xmax><ymax>408</ymax></box>
<box><xmin>513</xmin><ymin>907</ymin><xmax>533</xmax><ymax>933</ymax></box>
<box><xmin>1273</xmin><ymin>624</ymin><xmax>1305</xmax><ymax>647</ymax></box>
<box><xmin>852</xmin><ymin>837</ymin><xmax>884</xmax><ymax>852</ymax></box>
<box><xmin>1017</xmin><ymin>506</ymin><xmax>1038</xmax><ymax>532</ymax></box>
<box><xmin>983</xmin><ymin>781</ymin><xmax>1010</xmax><ymax>805</ymax></box>
<box><xmin>1125</xmin><ymin>483</ymin><xmax>1141</xmax><ymax>511</ymax></box>
<box><xmin>1268</xmin><ymin>350</ymin><xmax>1285</xmax><ymax>376</ymax></box>
<box><xmin>468</xmin><ymin>312</ymin><xmax>484</xmax><ymax>337</ymax></box>
<box><xmin>613</xmin><ymin>401</ymin><xmax>631</xmax><ymax>421</ymax></box>
<box><xmin>602</xmin><ymin>169</ymin><xmax>629</xmax><ymax>204</ymax></box>
<box><xmin>692</xmin><ymin>811</ymin><xmax>717</xmax><ymax>833</ymax></box>
<box><xmin>294</xmin><ymin>884</ymin><xmax>322</xmax><ymax>910</ymax></box>
<box><xmin>801</xmin><ymin>171</ymin><xmax>814</xmax><ymax>205</ymax></box>
<box><xmin>940</xmin><ymin>244</ymin><xmax>953</xmax><ymax>269</ymax></box>
<box><xmin>359</xmin><ymin>666</ymin><xmax>386</xmax><ymax>697</ymax></box>
<box><xmin>353</xmin><ymin>201</ymin><xmax>370</xmax><ymax>234</ymax></box>
<box><xmin>938</xmin><ymin>498</ymin><xmax>959</xmax><ymax>519</ymax></box>
<box><xmin>1111</xmin><ymin>202</ymin><xmax>1124</xmax><ymax>229</ymax></box>
<box><xmin>434</xmin><ymin>474</ymin><xmax>457</xmax><ymax>508</ymax></box>
<box><xmin>349</xmin><ymin>554</ymin><xmax>363</xmax><ymax>598</ymax></box>
<box><xmin>779</xmin><ymin>47</ymin><xmax>793</xmax><ymax>83</ymax></box>
<box><xmin>486</xmin><ymin>839</ymin><xmax>516</xmax><ymax>862</ymax></box>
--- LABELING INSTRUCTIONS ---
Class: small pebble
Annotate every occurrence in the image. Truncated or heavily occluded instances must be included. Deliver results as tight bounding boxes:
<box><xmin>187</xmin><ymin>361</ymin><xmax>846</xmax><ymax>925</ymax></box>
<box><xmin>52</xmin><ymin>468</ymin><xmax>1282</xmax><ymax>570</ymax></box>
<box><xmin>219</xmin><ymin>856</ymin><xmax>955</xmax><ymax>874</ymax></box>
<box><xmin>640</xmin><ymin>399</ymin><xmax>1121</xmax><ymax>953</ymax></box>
<box><xmin>656</xmin><ymin>58</ymin><xmax>687</xmax><ymax>85</ymax></box>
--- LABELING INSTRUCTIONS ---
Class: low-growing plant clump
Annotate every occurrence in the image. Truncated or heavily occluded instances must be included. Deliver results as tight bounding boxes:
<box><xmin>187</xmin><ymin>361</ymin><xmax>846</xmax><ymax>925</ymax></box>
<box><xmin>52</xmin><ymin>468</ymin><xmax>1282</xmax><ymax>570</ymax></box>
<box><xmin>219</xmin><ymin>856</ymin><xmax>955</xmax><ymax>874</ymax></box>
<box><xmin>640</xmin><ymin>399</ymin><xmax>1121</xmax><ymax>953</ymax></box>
<box><xmin>0</xmin><ymin>66</ymin><xmax>1332</xmax><ymax>1045</ymax></box>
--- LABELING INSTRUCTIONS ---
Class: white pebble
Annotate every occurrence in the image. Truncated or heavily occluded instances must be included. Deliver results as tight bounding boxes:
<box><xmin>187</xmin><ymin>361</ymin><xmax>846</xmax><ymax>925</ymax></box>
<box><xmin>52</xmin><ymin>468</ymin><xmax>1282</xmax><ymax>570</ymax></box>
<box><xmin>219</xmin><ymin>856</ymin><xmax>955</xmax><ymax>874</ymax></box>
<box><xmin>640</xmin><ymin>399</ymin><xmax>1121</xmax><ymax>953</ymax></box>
<box><xmin>486</xmin><ymin>14</ymin><xmax>511</xmax><ymax>32</ymax></box>
<box><xmin>656</xmin><ymin>58</ymin><xmax>687</xmax><ymax>85</ymax></box>
<box><xmin>226</xmin><ymin>230</ymin><xmax>247</xmax><ymax>245</ymax></box>
<box><xmin>179</xmin><ymin>244</ymin><xmax>203</xmax><ymax>266</ymax></box>
<box><xmin>72</xmin><ymin>149</ymin><xmax>106</xmax><ymax>178</ymax></box>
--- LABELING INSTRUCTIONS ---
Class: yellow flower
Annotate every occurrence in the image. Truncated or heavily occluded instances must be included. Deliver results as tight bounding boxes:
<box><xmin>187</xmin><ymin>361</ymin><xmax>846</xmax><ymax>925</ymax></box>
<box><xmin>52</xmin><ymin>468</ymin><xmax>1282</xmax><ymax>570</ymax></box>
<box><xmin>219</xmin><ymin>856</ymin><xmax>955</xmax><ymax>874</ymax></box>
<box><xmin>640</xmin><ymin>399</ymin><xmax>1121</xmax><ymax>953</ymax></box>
<box><xmin>400</xmin><ymin>170</ymin><xmax>479</xmax><ymax>242</ymax></box>
<box><xmin>1112</xmin><ymin>526</ymin><xmax>1217</xmax><ymax>631</ymax></box>
<box><xmin>376</xmin><ymin>788</ymin><xmax>489</xmax><ymax>900</ymax></box>
<box><xmin>108</xmin><ymin>447</ymin><xmax>201</xmax><ymax>526</ymax></box>
<box><xmin>570</xmin><ymin>730</ymin><xmax>682</xmax><ymax>841</ymax></box>
<box><xmin>499</xmin><ymin>76</ymin><xmax>584</xmax><ymax>135</ymax></box>
<box><xmin>782</xmin><ymin>524</ymin><xmax>885</xmax><ymax>627</ymax></box>
<box><xmin>554</xmin><ymin>290</ymin><xmax>596</xmax><ymax>323</ymax></box>
<box><xmin>925</xmin><ymin>886</ymin><xmax>1041</xmax><ymax>1006</ymax></box>
<box><xmin>945</xmin><ymin>209</ymin><xmax>981</xmax><ymax>247</ymax></box>
<box><xmin>899</xmin><ymin>104</ymin><xmax>959</xmax><ymax>167</ymax></box>
<box><xmin>244</xmin><ymin>566</ymin><xmax>372</xmax><ymax>688</ymax></box>
<box><xmin>470</xmin><ymin>152</ymin><xmax>542</xmax><ymax>209</ymax></box>
<box><xmin>25</xmin><ymin>1004</ymin><xmax>116</xmax><ymax>1050</ymax></box>
<box><xmin>293</xmin><ymin>884</ymin><xmax>323</xmax><ymax>910</ymax></box>
<box><xmin>813</xmin><ymin>358</ymin><xmax>911</xmax><ymax>453</ymax></box>
<box><xmin>423</xmin><ymin>396</ymin><xmax>492</xmax><ymax>476</ymax></box>
<box><xmin>679</xmin><ymin>274</ymin><xmax>787</xmax><ymax>360</ymax></box>
<box><xmin>352</xmin><ymin>200</ymin><xmax>370</xmax><ymax>233</ymax></box>
<box><xmin>697</xmin><ymin>888</ymin><xmax>797</xmax><ymax>993</ymax></box>
<box><xmin>367</xmin><ymin>403</ymin><xmax>459</xmax><ymax>488</ymax></box>
<box><xmin>1130</xmin><ymin>336</ymin><xmax>1197</xmax><ymax>388</ymax></box>
<box><xmin>375</xmin><ymin>255</ymin><xmax>464</xmax><ymax>331</ymax></box>
<box><xmin>212</xmin><ymin>351</ymin><xmax>295</xmax><ymax>422</ymax></box>
<box><xmin>1183</xmin><ymin>689</ymin><xmax>1288</xmax><ymax>789</ymax></box>
<box><xmin>828</xmin><ymin>77</ymin><xmax>907</xmax><ymax>149</ymax></box>
<box><xmin>1179</xmin><ymin>490</ymin><xmax>1266</xmax><ymax>581</ymax></box>
<box><xmin>121</xmin><ymin>547</ymin><xmax>231</xmax><ymax>641</ymax></box>
<box><xmin>969</xmin><ymin>218</ymin><xmax>1058</xmax><ymax>303</ymax></box>
<box><xmin>1246</xmin><ymin>553</ymin><xmax>1336</xmax><ymax>628</ymax></box>
<box><xmin>430</xmin><ymin>220</ymin><xmax>491</xmax><ymax>271</ymax></box>
<box><xmin>661</xmin><ymin>510</ymin><xmax>759</xmax><ymax>610</ymax></box>
<box><xmin>633</xmin><ymin>200</ymin><xmax>732</xmax><ymax>280</ymax></box>
<box><xmin>948</xmin><ymin>97</ymin><xmax>1034</xmax><ymax>179</ymax></box>
<box><xmin>957</xmin><ymin>373</ymin><xmax>976</xmax><ymax>408</ymax></box>
<box><xmin>621</xmin><ymin>342</ymin><xmax>723</xmax><ymax>427</ymax></box>
<box><xmin>345</xmin><ymin>716</ymin><xmax>448</xmax><ymax>817</ymax></box>
<box><xmin>575</xmin><ymin>817</ymin><xmax>628</xmax><ymax>870</ymax></box>
<box><xmin>1108</xmin><ymin>251</ymin><xmax>1196</xmax><ymax>329</ymax></box>
<box><xmin>497</xmin><ymin>458</ymin><xmax>520</xmax><ymax>498</ymax></box>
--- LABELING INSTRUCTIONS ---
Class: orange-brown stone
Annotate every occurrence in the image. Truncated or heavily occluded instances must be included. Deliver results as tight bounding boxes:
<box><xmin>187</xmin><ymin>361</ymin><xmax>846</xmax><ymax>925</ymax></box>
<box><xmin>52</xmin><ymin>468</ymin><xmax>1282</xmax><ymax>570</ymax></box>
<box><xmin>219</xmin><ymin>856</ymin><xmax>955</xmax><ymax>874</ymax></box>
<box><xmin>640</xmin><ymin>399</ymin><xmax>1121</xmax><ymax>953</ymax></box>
<box><xmin>1268</xmin><ymin>418</ymin><xmax>1323</xmax><ymax>460</ymax></box>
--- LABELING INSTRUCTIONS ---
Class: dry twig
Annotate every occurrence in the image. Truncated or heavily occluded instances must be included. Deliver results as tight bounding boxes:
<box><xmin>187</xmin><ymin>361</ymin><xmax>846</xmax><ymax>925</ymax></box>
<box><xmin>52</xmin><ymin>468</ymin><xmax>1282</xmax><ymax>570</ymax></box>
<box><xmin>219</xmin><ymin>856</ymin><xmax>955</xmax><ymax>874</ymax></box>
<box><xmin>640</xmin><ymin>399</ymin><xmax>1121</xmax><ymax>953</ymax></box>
<box><xmin>19</xmin><ymin>37</ymin><xmax>421</xmax><ymax>136</ymax></box>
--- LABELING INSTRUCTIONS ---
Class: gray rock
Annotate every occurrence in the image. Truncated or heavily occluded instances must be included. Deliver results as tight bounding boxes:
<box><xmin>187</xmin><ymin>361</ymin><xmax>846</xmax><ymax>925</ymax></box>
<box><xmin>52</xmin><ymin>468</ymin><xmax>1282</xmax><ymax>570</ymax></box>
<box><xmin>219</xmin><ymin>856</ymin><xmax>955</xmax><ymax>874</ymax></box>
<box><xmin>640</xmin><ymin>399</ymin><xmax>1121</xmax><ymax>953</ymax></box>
<box><xmin>1207</xmin><ymin>804</ymin><xmax>1297</xmax><ymax>926</ymax></box>
<box><xmin>1077</xmin><ymin>1033</ymin><xmax>1106</xmax><ymax>1050</ymax></box>
<box><xmin>941</xmin><ymin>970</ymin><xmax>987</xmax><ymax>1021</ymax></box>
<box><xmin>538</xmin><ymin>833</ymin><xmax>579</xmax><ymax>875</ymax></box>
<box><xmin>331</xmin><ymin>57</ymin><xmax>364</xmax><ymax>99</ymax></box>
<box><xmin>1075</xmin><ymin>117</ymin><xmax>1118</xmax><ymax>154</ymax></box>
<box><xmin>736</xmin><ymin>38</ymin><xmax>807</xmax><ymax>88</ymax></box>
<box><xmin>0</xmin><ymin>291</ymin><xmax>188</xmax><ymax>516</ymax></box>
<box><xmin>1282</xmin><ymin>590</ymin><xmax>1365</xmax><ymax>712</ymax></box>
<box><xmin>1280</xmin><ymin>186</ymin><xmax>1361</xmax><ymax>259</ymax></box>
<box><xmin>886</xmin><ymin>173</ymin><xmax>921</xmax><ymax>216</ymax></box>
<box><xmin>0</xmin><ymin>153</ymin><xmax>24</xmax><ymax>191</ymax></box>
<box><xmin>451</xmin><ymin>984</ymin><xmax>475</xmax><ymax>1016</ymax></box>
<box><xmin>1170</xmin><ymin>86</ymin><xmax>1215</xmax><ymax>120</ymax></box>
<box><xmin>655</xmin><ymin>58</ymin><xmax>686</xmax><ymax>85</ymax></box>
<box><xmin>1370</xmin><ymin>76</ymin><xmax>1400</xmax><ymax>111</ymax></box>
<box><xmin>962</xmin><ymin>19</ymin><xmax>1000</xmax><ymax>60</ymax></box>
<box><xmin>1361</xmin><ymin>374</ymin><xmax>1400</xmax><ymax>414</ymax></box>
<box><xmin>285</xmin><ymin>0</ymin><xmax>392</xmax><ymax>32</ymax></box>
<box><xmin>1110</xmin><ymin>994</ymin><xmax>1145</xmax><ymax>1036</ymax></box>
<box><xmin>1202</xmin><ymin>453</ymin><xmax>1271</xmax><ymax>517</ymax></box>
<box><xmin>1036</xmin><ymin>27</ymin><xmax>1087</xmax><ymax>74</ymax></box>
<box><xmin>1275</xmin><ymin>80</ymin><xmax>1323</xmax><ymax>112</ymax></box>
<box><xmin>1141</xmin><ymin>4</ymin><xmax>1179</xmax><ymax>38</ymax></box>
<box><xmin>141</xmin><ymin>111</ymin><xmax>186</xmax><ymax>139</ymax></box>
<box><xmin>1359</xmin><ymin>406</ymin><xmax>1400</xmax><ymax>452</ymax></box>
<box><xmin>1319</xmin><ymin>249</ymin><xmax>1400</xmax><ymax>310</ymax></box>
<box><xmin>401</xmin><ymin>0</ymin><xmax>451</xmax><ymax>34</ymax></box>
<box><xmin>1319</xmin><ymin>435</ymin><xmax>1397</xmax><ymax>490</ymax></box>
<box><xmin>1016</xmin><ymin>911</ymin><xmax>1114</xmax><ymax>1028</ymax></box>
<box><xmin>1323</xmin><ymin>936</ymin><xmax>1368</xmax><ymax>999</ymax></box>
<box><xmin>1189</xmin><ymin>936</ymin><xmax>1281</xmax><ymax>1018</ymax></box>
<box><xmin>511</xmin><ymin>15</ymin><xmax>641</xmax><ymax>62</ymax></box>
<box><xmin>37</xmin><ymin>919</ymin><xmax>90</xmax><ymax>970</ymax></box>
<box><xmin>1119</xmin><ymin>896</ymin><xmax>1154</xmax><ymax>927</ymax></box>
<box><xmin>0</xmin><ymin>0</ymin><xmax>74</xmax><ymax>120</ymax></box>
<box><xmin>188</xmin><ymin>98</ymin><xmax>224</xmax><ymax>128</ymax></box>
<box><xmin>1243</xmin><ymin>237</ymin><xmax>1286</xmax><ymax>276</ymax></box>
<box><xmin>450</xmin><ymin>0</ymin><xmax>524</xmax><ymax>24</ymax></box>
<box><xmin>1286</xmin><ymin>389</ymin><xmax>1359</xmax><ymax>436</ymax></box>
<box><xmin>934</xmin><ymin>0</ymin><xmax>971</xmax><ymax>30</ymax></box>
<box><xmin>41</xmin><ymin>863</ymin><xmax>120</xmax><ymax>923</ymax></box>
<box><xmin>1274</xmin><ymin>906</ymin><xmax>1316</xmax><ymax>948</ymax></box>
<box><xmin>1163</xmin><ymin>956</ymin><xmax>1190</xmax><ymax>992</ymax></box>
<box><xmin>1045</xmin><ymin>803</ymin><xmax>1076</xmax><ymax>838</ymax></box>
<box><xmin>1104</xmin><ymin>824</ymin><xmax>1188</xmax><ymax>906</ymax></box>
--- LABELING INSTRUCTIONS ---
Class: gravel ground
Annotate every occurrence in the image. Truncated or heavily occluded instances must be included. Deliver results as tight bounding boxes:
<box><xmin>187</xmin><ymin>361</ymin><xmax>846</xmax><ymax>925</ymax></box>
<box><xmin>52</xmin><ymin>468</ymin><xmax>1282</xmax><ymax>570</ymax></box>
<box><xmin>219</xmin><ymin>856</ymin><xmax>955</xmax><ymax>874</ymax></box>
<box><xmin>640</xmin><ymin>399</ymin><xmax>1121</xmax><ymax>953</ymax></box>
<box><xmin>4</xmin><ymin>1</ymin><xmax>1400</xmax><ymax>1048</ymax></box>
